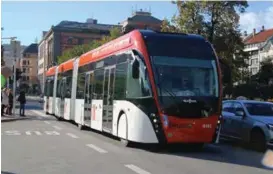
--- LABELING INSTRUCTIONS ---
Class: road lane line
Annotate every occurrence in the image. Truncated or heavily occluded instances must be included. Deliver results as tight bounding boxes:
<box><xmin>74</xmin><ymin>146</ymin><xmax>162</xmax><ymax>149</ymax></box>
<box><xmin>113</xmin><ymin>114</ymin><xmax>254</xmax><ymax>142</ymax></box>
<box><xmin>53</xmin><ymin>125</ymin><xmax>62</xmax><ymax>130</ymax></box>
<box><xmin>26</xmin><ymin>131</ymin><xmax>42</xmax><ymax>135</ymax></box>
<box><xmin>86</xmin><ymin>144</ymin><xmax>108</xmax><ymax>153</ymax></box>
<box><xmin>45</xmin><ymin>131</ymin><xmax>60</xmax><ymax>135</ymax></box>
<box><xmin>66</xmin><ymin>133</ymin><xmax>79</xmax><ymax>139</ymax></box>
<box><xmin>44</xmin><ymin>121</ymin><xmax>51</xmax><ymax>124</ymax></box>
<box><xmin>124</xmin><ymin>164</ymin><xmax>151</xmax><ymax>174</ymax></box>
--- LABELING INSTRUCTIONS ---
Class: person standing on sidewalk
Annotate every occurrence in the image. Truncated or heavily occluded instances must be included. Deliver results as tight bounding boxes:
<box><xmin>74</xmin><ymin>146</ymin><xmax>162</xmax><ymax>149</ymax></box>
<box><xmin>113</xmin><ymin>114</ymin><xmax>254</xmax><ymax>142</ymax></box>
<box><xmin>6</xmin><ymin>89</ymin><xmax>13</xmax><ymax>115</ymax></box>
<box><xmin>17</xmin><ymin>91</ymin><xmax>26</xmax><ymax>116</ymax></box>
<box><xmin>1</xmin><ymin>88</ymin><xmax>9</xmax><ymax>115</ymax></box>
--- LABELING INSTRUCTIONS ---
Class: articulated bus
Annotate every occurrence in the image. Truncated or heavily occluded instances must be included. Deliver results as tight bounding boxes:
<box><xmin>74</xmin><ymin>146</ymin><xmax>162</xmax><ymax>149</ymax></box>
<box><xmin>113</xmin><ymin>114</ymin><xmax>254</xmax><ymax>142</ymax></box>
<box><xmin>44</xmin><ymin>30</ymin><xmax>224</xmax><ymax>147</ymax></box>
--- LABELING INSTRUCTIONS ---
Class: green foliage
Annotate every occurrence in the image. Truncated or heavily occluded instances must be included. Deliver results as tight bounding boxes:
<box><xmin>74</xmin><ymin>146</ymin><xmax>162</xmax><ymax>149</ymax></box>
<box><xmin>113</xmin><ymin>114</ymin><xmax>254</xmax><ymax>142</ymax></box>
<box><xmin>57</xmin><ymin>27</ymin><xmax>122</xmax><ymax>64</ymax></box>
<box><xmin>254</xmin><ymin>57</ymin><xmax>273</xmax><ymax>85</ymax></box>
<box><xmin>162</xmin><ymin>1</ymin><xmax>249</xmax><ymax>86</ymax></box>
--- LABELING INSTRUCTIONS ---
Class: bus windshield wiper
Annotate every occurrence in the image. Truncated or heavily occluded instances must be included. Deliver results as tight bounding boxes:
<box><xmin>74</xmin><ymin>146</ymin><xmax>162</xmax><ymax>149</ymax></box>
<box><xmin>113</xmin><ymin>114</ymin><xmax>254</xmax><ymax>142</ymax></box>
<box><xmin>159</xmin><ymin>86</ymin><xmax>182</xmax><ymax>114</ymax></box>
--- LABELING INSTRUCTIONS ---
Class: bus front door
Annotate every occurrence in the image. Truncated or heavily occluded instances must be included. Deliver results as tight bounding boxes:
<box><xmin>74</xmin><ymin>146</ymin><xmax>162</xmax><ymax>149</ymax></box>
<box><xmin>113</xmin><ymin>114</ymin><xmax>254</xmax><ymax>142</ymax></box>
<box><xmin>102</xmin><ymin>67</ymin><xmax>115</xmax><ymax>132</ymax></box>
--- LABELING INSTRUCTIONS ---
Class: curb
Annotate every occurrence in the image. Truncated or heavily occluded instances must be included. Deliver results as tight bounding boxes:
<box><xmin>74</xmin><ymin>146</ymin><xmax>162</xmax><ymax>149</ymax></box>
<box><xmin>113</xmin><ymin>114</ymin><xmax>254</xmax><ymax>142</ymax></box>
<box><xmin>1</xmin><ymin>117</ymin><xmax>30</xmax><ymax>122</ymax></box>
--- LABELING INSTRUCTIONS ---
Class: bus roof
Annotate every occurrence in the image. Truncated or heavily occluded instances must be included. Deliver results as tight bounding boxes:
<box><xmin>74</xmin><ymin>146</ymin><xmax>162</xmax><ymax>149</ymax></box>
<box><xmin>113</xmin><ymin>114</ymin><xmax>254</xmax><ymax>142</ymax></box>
<box><xmin>46</xmin><ymin>66</ymin><xmax>57</xmax><ymax>76</ymax></box>
<box><xmin>78</xmin><ymin>29</ymin><xmax>207</xmax><ymax>67</ymax></box>
<box><xmin>58</xmin><ymin>58</ymin><xmax>76</xmax><ymax>73</ymax></box>
<box><xmin>78</xmin><ymin>30</ymin><xmax>138</xmax><ymax>67</ymax></box>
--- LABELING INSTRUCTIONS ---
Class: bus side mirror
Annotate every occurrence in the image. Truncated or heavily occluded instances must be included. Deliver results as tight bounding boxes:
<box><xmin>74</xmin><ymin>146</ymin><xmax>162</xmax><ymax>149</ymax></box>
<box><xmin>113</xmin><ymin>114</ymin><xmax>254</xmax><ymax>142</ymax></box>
<box><xmin>132</xmin><ymin>59</ymin><xmax>140</xmax><ymax>79</ymax></box>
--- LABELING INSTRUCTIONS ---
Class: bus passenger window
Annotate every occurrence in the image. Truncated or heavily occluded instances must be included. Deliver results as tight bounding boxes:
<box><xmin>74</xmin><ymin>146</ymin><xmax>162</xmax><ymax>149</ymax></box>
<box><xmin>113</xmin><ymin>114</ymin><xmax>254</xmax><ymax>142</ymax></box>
<box><xmin>93</xmin><ymin>69</ymin><xmax>104</xmax><ymax>100</ymax></box>
<box><xmin>76</xmin><ymin>73</ymin><xmax>85</xmax><ymax>99</ymax></box>
<box><xmin>114</xmin><ymin>62</ymin><xmax>128</xmax><ymax>100</ymax></box>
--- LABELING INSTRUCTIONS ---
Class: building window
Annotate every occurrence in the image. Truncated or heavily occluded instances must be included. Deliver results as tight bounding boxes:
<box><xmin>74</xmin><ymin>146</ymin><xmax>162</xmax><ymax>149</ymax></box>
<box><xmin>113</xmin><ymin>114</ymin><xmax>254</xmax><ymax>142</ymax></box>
<box><xmin>251</xmin><ymin>68</ymin><xmax>258</xmax><ymax>74</ymax></box>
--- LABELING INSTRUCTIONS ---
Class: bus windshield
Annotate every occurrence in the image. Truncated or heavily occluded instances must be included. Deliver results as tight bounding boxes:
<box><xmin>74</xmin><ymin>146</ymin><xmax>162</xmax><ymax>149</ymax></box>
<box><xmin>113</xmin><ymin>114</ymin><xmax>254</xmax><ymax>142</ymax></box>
<box><xmin>144</xmin><ymin>34</ymin><xmax>220</xmax><ymax>117</ymax></box>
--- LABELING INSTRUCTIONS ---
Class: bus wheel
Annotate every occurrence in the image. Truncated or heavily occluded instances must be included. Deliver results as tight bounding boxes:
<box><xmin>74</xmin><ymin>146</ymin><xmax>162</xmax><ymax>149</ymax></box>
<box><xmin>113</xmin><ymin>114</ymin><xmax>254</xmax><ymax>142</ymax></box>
<box><xmin>78</xmin><ymin>124</ymin><xmax>84</xmax><ymax>130</ymax></box>
<box><xmin>120</xmin><ymin>138</ymin><xmax>131</xmax><ymax>147</ymax></box>
<box><xmin>46</xmin><ymin>112</ymin><xmax>49</xmax><ymax>115</ymax></box>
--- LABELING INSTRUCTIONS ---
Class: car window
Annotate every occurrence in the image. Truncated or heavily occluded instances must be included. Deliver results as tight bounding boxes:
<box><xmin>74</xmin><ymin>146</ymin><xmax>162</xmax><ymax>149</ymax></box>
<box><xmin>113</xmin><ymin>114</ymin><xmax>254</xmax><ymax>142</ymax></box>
<box><xmin>223</xmin><ymin>102</ymin><xmax>233</xmax><ymax>112</ymax></box>
<box><xmin>234</xmin><ymin>102</ymin><xmax>244</xmax><ymax>116</ymax></box>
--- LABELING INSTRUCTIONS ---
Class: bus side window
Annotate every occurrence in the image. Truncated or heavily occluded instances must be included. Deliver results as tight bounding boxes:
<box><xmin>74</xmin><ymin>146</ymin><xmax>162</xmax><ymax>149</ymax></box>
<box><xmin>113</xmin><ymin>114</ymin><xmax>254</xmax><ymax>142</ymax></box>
<box><xmin>114</xmin><ymin>62</ymin><xmax>128</xmax><ymax>100</ymax></box>
<box><xmin>93</xmin><ymin>69</ymin><xmax>104</xmax><ymax>100</ymax></box>
<box><xmin>66</xmin><ymin>76</ymin><xmax>72</xmax><ymax>98</ymax></box>
<box><xmin>126</xmin><ymin>54</ymin><xmax>152</xmax><ymax>98</ymax></box>
<box><xmin>76</xmin><ymin>73</ymin><xmax>85</xmax><ymax>99</ymax></box>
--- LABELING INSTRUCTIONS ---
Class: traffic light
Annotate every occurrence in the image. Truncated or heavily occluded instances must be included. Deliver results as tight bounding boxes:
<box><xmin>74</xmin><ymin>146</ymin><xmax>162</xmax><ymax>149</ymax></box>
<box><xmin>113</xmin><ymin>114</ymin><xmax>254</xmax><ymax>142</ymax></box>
<box><xmin>16</xmin><ymin>68</ymin><xmax>22</xmax><ymax>81</ymax></box>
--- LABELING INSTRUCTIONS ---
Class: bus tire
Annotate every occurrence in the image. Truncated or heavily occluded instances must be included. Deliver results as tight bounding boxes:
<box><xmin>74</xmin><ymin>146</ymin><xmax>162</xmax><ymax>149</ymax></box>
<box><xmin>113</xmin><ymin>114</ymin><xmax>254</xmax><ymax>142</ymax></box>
<box><xmin>78</xmin><ymin>123</ymin><xmax>84</xmax><ymax>130</ymax></box>
<box><xmin>118</xmin><ymin>113</ymin><xmax>130</xmax><ymax>147</ymax></box>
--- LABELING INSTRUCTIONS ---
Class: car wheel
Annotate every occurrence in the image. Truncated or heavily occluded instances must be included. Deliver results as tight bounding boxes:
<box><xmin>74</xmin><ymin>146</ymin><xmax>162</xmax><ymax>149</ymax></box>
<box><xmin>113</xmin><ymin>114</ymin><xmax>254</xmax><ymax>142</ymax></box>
<box><xmin>250</xmin><ymin>130</ymin><xmax>267</xmax><ymax>152</ymax></box>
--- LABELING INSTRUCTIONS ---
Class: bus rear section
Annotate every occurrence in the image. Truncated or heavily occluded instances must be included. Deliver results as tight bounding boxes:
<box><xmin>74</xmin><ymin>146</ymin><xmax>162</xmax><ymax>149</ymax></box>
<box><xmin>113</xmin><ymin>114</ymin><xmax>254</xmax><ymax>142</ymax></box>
<box><xmin>139</xmin><ymin>31</ymin><xmax>222</xmax><ymax>144</ymax></box>
<box><xmin>54</xmin><ymin>60</ymin><xmax>74</xmax><ymax>121</ymax></box>
<box><xmin>44</xmin><ymin>66</ymin><xmax>57</xmax><ymax>115</ymax></box>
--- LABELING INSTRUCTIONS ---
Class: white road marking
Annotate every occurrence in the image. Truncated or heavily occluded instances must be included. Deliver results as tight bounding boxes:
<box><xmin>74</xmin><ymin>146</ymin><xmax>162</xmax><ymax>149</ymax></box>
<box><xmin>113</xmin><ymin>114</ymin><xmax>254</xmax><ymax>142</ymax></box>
<box><xmin>53</xmin><ymin>125</ymin><xmax>62</xmax><ymax>130</ymax></box>
<box><xmin>124</xmin><ymin>164</ymin><xmax>151</xmax><ymax>174</ymax></box>
<box><xmin>4</xmin><ymin>130</ymin><xmax>21</xmax><ymax>135</ymax></box>
<box><xmin>3</xmin><ymin>130</ymin><xmax>60</xmax><ymax>136</ymax></box>
<box><xmin>44</xmin><ymin>121</ymin><xmax>51</xmax><ymax>124</ymax></box>
<box><xmin>86</xmin><ymin>144</ymin><xmax>108</xmax><ymax>154</ymax></box>
<box><xmin>26</xmin><ymin>131</ymin><xmax>42</xmax><ymax>135</ymax></box>
<box><xmin>44</xmin><ymin>131</ymin><xmax>60</xmax><ymax>135</ymax></box>
<box><xmin>31</xmin><ymin>110</ymin><xmax>47</xmax><ymax>117</ymax></box>
<box><xmin>66</xmin><ymin>133</ymin><xmax>79</xmax><ymax>139</ymax></box>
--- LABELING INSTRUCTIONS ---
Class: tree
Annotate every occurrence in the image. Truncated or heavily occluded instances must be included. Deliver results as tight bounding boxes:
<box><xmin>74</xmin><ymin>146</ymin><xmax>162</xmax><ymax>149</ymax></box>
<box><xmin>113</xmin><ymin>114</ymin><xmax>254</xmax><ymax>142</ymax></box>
<box><xmin>257</xmin><ymin>57</ymin><xmax>273</xmax><ymax>85</ymax></box>
<box><xmin>57</xmin><ymin>27</ymin><xmax>122</xmax><ymax>64</ymax></box>
<box><xmin>162</xmin><ymin>1</ymin><xmax>249</xmax><ymax>87</ymax></box>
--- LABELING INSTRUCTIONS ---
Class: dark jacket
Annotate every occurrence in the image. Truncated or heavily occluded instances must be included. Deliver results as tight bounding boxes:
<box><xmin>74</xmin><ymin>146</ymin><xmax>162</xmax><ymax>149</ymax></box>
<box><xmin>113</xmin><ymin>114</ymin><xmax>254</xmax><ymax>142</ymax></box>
<box><xmin>17</xmin><ymin>92</ymin><xmax>26</xmax><ymax>104</ymax></box>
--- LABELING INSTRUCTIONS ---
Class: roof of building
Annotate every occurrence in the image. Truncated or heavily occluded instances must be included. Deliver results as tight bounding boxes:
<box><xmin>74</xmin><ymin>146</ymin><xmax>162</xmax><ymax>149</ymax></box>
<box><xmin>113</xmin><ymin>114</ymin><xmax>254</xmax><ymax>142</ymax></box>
<box><xmin>244</xmin><ymin>28</ymin><xmax>273</xmax><ymax>44</ymax></box>
<box><xmin>41</xmin><ymin>19</ymin><xmax>121</xmax><ymax>42</ymax></box>
<box><xmin>121</xmin><ymin>11</ymin><xmax>162</xmax><ymax>25</ymax></box>
<box><xmin>23</xmin><ymin>43</ymin><xmax>38</xmax><ymax>54</ymax></box>
<box><xmin>56</xmin><ymin>20</ymin><xmax>120</xmax><ymax>31</ymax></box>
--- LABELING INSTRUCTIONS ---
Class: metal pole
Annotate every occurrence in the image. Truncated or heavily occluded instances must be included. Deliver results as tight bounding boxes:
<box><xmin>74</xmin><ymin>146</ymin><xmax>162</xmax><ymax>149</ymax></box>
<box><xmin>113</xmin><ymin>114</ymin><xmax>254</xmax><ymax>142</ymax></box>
<box><xmin>12</xmin><ymin>41</ymin><xmax>17</xmax><ymax>116</ymax></box>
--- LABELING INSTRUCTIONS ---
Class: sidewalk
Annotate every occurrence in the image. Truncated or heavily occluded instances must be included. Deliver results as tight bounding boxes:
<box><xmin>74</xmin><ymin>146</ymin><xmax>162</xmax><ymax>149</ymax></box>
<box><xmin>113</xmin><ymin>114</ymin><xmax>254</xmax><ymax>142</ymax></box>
<box><xmin>1</xmin><ymin>114</ymin><xmax>29</xmax><ymax>122</ymax></box>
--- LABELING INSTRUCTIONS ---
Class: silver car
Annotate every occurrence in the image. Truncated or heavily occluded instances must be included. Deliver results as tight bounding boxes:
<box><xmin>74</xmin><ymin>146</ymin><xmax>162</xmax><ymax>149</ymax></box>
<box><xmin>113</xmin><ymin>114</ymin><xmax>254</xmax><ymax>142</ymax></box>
<box><xmin>220</xmin><ymin>100</ymin><xmax>273</xmax><ymax>151</ymax></box>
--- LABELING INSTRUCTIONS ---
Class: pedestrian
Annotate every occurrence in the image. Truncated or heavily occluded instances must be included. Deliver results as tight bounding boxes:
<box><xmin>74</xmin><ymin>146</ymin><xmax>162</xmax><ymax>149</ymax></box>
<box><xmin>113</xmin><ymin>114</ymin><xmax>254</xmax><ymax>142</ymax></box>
<box><xmin>1</xmin><ymin>88</ymin><xmax>9</xmax><ymax>115</ymax></box>
<box><xmin>17</xmin><ymin>91</ymin><xmax>26</xmax><ymax>116</ymax></box>
<box><xmin>7</xmin><ymin>88</ymin><xmax>13</xmax><ymax>115</ymax></box>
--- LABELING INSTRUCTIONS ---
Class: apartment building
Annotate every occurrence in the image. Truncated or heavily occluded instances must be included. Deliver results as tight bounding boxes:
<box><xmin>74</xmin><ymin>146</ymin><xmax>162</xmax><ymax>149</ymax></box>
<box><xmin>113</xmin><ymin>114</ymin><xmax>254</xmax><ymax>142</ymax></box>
<box><xmin>20</xmin><ymin>43</ymin><xmax>39</xmax><ymax>92</ymax></box>
<box><xmin>243</xmin><ymin>27</ymin><xmax>273</xmax><ymax>75</ymax></box>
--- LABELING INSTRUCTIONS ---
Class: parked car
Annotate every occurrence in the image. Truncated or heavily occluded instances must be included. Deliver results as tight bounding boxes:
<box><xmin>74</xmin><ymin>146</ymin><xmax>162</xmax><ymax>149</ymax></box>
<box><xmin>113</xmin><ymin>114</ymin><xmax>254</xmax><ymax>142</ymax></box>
<box><xmin>220</xmin><ymin>99</ymin><xmax>273</xmax><ymax>151</ymax></box>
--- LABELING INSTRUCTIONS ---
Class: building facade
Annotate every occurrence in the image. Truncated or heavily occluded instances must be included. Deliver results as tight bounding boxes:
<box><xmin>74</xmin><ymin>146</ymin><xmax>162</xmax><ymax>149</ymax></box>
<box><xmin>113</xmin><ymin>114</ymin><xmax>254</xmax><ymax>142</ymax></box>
<box><xmin>2</xmin><ymin>43</ymin><xmax>26</xmax><ymax>69</ymax></box>
<box><xmin>20</xmin><ymin>44</ymin><xmax>39</xmax><ymax>92</ymax></box>
<box><xmin>38</xmin><ymin>18</ymin><xmax>120</xmax><ymax>92</ymax></box>
<box><xmin>243</xmin><ymin>27</ymin><xmax>273</xmax><ymax>75</ymax></box>
<box><xmin>120</xmin><ymin>9</ymin><xmax>162</xmax><ymax>34</ymax></box>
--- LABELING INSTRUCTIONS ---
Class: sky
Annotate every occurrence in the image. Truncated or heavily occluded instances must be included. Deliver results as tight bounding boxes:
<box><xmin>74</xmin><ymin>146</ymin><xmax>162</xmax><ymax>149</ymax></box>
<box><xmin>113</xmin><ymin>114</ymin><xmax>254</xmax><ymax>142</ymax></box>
<box><xmin>1</xmin><ymin>1</ymin><xmax>273</xmax><ymax>46</ymax></box>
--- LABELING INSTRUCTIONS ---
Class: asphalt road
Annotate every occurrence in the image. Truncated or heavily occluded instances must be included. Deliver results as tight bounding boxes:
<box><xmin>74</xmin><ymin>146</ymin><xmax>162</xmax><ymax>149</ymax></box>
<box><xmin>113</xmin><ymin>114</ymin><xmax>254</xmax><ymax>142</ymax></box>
<box><xmin>1</xmin><ymin>104</ymin><xmax>272</xmax><ymax>174</ymax></box>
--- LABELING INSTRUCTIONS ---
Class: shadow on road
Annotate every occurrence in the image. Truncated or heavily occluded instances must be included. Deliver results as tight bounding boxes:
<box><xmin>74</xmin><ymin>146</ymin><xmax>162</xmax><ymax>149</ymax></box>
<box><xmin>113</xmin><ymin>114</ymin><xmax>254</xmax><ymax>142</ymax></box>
<box><xmin>1</xmin><ymin>171</ymin><xmax>17</xmax><ymax>174</ymax></box>
<box><xmin>135</xmin><ymin>139</ymin><xmax>272</xmax><ymax>170</ymax></box>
